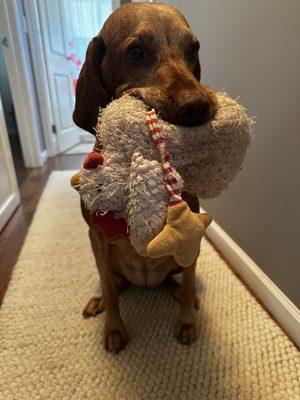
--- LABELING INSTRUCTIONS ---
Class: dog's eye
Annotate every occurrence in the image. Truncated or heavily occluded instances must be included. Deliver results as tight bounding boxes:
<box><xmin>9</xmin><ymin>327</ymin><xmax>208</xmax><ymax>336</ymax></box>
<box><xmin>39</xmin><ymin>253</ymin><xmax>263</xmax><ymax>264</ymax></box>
<box><xmin>129</xmin><ymin>46</ymin><xmax>144</xmax><ymax>61</ymax></box>
<box><xmin>188</xmin><ymin>42</ymin><xmax>200</xmax><ymax>60</ymax></box>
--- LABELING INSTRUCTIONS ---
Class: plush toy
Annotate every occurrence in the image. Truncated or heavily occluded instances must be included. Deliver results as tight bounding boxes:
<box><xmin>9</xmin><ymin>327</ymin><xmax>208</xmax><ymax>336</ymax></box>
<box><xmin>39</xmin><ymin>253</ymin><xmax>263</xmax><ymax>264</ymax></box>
<box><xmin>71</xmin><ymin>92</ymin><xmax>252</xmax><ymax>266</ymax></box>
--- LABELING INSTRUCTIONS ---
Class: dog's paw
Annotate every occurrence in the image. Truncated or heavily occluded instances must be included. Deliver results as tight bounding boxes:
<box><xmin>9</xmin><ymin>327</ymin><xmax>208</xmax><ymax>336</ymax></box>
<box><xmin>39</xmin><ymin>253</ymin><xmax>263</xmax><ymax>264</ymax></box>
<box><xmin>82</xmin><ymin>296</ymin><xmax>105</xmax><ymax>318</ymax></box>
<box><xmin>104</xmin><ymin>322</ymin><xmax>129</xmax><ymax>354</ymax></box>
<box><xmin>175</xmin><ymin>321</ymin><xmax>197</xmax><ymax>345</ymax></box>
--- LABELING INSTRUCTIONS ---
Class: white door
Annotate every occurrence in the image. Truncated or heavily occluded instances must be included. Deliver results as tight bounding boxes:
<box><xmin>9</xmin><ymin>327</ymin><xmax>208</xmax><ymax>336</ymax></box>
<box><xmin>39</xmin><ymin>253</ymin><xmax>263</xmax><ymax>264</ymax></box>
<box><xmin>0</xmin><ymin>95</ymin><xmax>20</xmax><ymax>232</ymax></box>
<box><xmin>38</xmin><ymin>0</ymin><xmax>80</xmax><ymax>153</ymax></box>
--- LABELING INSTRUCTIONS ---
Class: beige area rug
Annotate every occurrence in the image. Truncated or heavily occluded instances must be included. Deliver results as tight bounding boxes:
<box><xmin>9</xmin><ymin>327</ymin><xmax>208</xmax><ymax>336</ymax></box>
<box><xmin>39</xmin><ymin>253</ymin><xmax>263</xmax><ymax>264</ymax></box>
<box><xmin>0</xmin><ymin>171</ymin><xmax>299</xmax><ymax>400</ymax></box>
<box><xmin>64</xmin><ymin>142</ymin><xmax>94</xmax><ymax>155</ymax></box>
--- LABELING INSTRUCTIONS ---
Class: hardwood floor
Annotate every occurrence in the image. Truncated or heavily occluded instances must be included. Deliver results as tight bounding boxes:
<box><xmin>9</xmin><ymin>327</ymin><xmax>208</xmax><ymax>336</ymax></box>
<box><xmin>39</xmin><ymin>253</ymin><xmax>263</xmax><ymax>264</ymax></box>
<box><xmin>0</xmin><ymin>154</ymin><xmax>84</xmax><ymax>305</ymax></box>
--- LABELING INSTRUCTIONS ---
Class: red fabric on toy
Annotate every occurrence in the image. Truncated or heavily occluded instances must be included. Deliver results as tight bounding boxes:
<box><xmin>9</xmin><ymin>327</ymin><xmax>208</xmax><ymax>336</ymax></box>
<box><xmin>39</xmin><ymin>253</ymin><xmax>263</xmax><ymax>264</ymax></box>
<box><xmin>90</xmin><ymin>211</ymin><xmax>129</xmax><ymax>239</ymax></box>
<box><xmin>83</xmin><ymin>151</ymin><xmax>105</xmax><ymax>169</ymax></box>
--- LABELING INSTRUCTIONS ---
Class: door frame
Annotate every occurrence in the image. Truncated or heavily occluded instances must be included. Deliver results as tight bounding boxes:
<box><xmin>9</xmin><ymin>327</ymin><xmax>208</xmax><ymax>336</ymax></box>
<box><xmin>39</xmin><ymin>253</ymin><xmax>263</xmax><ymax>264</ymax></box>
<box><xmin>0</xmin><ymin>0</ymin><xmax>47</xmax><ymax>168</ymax></box>
<box><xmin>23</xmin><ymin>0</ymin><xmax>121</xmax><ymax>156</ymax></box>
<box><xmin>0</xmin><ymin>95</ymin><xmax>20</xmax><ymax>232</ymax></box>
<box><xmin>23</xmin><ymin>0</ymin><xmax>58</xmax><ymax>158</ymax></box>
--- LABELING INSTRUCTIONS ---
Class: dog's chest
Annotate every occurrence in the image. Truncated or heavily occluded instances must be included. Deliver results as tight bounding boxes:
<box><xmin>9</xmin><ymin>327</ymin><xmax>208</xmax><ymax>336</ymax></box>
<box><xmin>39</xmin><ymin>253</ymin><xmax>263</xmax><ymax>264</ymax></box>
<box><xmin>110</xmin><ymin>238</ymin><xmax>181</xmax><ymax>287</ymax></box>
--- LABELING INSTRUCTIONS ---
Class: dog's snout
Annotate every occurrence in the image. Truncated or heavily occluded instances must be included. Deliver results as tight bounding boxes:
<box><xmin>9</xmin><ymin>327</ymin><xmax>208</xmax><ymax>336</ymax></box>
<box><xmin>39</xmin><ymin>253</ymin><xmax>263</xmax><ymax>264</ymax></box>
<box><xmin>178</xmin><ymin>95</ymin><xmax>212</xmax><ymax>126</ymax></box>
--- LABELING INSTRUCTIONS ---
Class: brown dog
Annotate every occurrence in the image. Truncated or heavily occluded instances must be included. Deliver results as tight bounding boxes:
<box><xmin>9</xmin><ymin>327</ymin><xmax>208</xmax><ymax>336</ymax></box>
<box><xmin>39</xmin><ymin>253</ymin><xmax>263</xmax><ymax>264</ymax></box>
<box><xmin>73</xmin><ymin>2</ymin><xmax>217</xmax><ymax>353</ymax></box>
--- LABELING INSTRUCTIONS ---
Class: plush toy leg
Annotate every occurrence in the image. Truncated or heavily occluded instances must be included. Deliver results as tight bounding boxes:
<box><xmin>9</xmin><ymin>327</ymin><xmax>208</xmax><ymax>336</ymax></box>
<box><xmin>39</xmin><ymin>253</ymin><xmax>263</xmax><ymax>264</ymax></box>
<box><xmin>146</xmin><ymin>201</ymin><xmax>212</xmax><ymax>267</ymax></box>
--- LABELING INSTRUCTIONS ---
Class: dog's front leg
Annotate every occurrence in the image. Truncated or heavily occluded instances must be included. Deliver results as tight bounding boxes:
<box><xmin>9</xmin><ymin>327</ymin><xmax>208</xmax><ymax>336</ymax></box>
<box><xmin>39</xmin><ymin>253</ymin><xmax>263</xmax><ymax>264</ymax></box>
<box><xmin>175</xmin><ymin>258</ymin><xmax>198</xmax><ymax>345</ymax></box>
<box><xmin>89</xmin><ymin>228</ymin><xmax>129</xmax><ymax>353</ymax></box>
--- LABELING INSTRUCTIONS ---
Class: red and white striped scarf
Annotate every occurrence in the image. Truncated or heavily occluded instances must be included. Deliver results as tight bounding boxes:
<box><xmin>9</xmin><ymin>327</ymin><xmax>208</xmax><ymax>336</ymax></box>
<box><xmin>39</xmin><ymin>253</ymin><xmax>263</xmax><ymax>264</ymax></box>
<box><xmin>145</xmin><ymin>110</ymin><xmax>183</xmax><ymax>206</ymax></box>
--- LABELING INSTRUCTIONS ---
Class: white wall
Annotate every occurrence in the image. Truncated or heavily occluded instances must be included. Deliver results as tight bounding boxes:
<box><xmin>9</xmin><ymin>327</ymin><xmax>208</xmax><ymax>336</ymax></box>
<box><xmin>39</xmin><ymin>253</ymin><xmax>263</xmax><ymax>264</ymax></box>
<box><xmin>164</xmin><ymin>0</ymin><xmax>300</xmax><ymax>306</ymax></box>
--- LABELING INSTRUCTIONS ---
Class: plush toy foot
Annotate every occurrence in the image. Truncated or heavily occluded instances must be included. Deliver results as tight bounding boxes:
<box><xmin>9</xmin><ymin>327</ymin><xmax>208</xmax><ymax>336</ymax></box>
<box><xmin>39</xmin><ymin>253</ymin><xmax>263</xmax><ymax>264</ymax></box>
<box><xmin>146</xmin><ymin>201</ymin><xmax>212</xmax><ymax>267</ymax></box>
<box><xmin>70</xmin><ymin>172</ymin><xmax>81</xmax><ymax>190</ymax></box>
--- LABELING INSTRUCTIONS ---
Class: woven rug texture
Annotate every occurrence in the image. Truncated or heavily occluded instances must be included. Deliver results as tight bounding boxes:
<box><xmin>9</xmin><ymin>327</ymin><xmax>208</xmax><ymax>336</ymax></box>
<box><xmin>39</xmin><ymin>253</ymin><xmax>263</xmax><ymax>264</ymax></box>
<box><xmin>0</xmin><ymin>171</ymin><xmax>299</xmax><ymax>400</ymax></box>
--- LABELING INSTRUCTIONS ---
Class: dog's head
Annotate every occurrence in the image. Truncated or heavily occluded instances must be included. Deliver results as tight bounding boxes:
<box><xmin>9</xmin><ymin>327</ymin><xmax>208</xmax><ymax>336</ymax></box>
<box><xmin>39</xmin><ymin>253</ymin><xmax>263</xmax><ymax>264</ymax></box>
<box><xmin>73</xmin><ymin>3</ymin><xmax>217</xmax><ymax>134</ymax></box>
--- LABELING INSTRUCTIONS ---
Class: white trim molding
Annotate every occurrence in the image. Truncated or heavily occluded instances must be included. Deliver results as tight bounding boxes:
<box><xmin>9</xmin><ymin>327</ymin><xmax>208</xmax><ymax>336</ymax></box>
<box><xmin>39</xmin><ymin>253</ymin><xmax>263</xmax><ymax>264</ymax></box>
<box><xmin>204</xmin><ymin>212</ymin><xmax>300</xmax><ymax>348</ymax></box>
<box><xmin>0</xmin><ymin>194</ymin><xmax>20</xmax><ymax>233</ymax></box>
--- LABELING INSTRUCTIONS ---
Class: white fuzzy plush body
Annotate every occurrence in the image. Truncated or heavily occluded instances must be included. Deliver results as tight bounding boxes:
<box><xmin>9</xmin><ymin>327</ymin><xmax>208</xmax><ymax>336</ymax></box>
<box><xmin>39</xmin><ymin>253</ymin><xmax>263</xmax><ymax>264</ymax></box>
<box><xmin>78</xmin><ymin>93</ymin><xmax>252</xmax><ymax>254</ymax></box>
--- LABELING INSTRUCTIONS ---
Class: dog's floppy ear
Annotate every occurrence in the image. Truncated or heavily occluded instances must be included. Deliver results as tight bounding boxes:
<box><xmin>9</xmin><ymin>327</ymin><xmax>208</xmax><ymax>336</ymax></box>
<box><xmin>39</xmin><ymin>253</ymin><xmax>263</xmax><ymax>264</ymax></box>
<box><xmin>73</xmin><ymin>36</ymin><xmax>110</xmax><ymax>134</ymax></box>
<box><xmin>193</xmin><ymin>57</ymin><xmax>201</xmax><ymax>81</ymax></box>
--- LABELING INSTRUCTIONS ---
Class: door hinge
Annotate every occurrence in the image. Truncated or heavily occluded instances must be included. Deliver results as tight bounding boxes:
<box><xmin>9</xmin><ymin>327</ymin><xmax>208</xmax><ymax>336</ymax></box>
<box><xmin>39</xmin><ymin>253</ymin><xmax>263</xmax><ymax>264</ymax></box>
<box><xmin>51</xmin><ymin>124</ymin><xmax>57</xmax><ymax>134</ymax></box>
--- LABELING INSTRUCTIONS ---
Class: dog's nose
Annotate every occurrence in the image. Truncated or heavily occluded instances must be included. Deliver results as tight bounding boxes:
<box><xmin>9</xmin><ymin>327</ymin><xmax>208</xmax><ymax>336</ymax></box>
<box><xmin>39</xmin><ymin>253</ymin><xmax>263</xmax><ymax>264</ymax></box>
<box><xmin>178</xmin><ymin>95</ymin><xmax>212</xmax><ymax>126</ymax></box>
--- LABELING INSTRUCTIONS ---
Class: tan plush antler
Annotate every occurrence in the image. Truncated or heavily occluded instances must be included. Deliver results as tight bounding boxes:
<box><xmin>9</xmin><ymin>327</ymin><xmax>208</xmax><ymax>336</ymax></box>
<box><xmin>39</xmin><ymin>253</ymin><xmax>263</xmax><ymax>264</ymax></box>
<box><xmin>146</xmin><ymin>201</ymin><xmax>212</xmax><ymax>267</ymax></box>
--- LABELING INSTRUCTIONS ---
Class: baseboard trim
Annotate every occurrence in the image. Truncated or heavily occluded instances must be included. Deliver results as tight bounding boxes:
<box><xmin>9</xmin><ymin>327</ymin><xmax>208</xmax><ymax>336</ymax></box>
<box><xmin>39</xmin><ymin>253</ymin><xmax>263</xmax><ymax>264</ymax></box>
<box><xmin>40</xmin><ymin>150</ymin><xmax>48</xmax><ymax>166</ymax></box>
<box><xmin>204</xmin><ymin>214</ymin><xmax>300</xmax><ymax>348</ymax></box>
<box><xmin>0</xmin><ymin>192</ymin><xmax>20</xmax><ymax>233</ymax></box>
